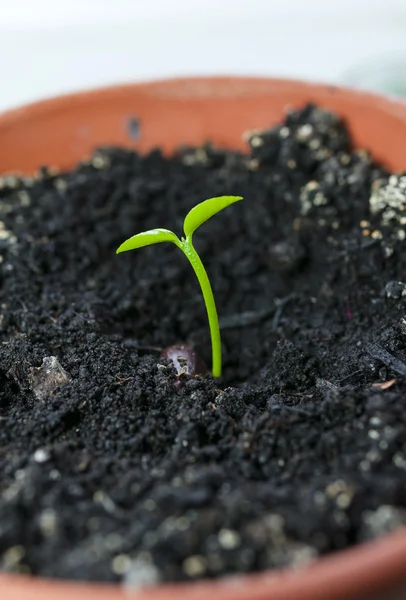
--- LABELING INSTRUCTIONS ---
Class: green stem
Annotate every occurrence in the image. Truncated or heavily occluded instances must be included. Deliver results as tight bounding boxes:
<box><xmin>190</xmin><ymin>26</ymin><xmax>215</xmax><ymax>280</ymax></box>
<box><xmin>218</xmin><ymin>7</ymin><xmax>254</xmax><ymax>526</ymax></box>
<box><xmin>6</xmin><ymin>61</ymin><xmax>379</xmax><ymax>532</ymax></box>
<box><xmin>181</xmin><ymin>237</ymin><xmax>221</xmax><ymax>377</ymax></box>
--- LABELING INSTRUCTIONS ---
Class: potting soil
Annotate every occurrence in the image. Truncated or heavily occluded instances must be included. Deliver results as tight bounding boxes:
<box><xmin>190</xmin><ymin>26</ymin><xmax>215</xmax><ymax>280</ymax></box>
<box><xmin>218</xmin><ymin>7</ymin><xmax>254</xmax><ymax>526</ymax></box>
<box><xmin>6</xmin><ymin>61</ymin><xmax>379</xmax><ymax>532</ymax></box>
<box><xmin>1</xmin><ymin>104</ymin><xmax>406</xmax><ymax>583</ymax></box>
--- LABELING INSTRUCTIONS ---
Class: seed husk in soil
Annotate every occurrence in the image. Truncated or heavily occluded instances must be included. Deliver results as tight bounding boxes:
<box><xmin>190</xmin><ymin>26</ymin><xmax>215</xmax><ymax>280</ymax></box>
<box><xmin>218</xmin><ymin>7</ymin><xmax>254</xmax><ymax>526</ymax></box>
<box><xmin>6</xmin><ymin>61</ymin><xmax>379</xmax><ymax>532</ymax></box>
<box><xmin>1</xmin><ymin>103</ymin><xmax>406</xmax><ymax>585</ymax></box>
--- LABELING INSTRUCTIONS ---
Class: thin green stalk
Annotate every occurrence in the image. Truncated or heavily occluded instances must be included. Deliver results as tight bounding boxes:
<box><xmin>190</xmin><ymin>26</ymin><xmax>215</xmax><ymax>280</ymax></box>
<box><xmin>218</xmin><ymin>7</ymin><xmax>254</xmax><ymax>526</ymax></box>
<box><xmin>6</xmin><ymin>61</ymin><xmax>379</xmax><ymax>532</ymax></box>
<box><xmin>181</xmin><ymin>237</ymin><xmax>221</xmax><ymax>377</ymax></box>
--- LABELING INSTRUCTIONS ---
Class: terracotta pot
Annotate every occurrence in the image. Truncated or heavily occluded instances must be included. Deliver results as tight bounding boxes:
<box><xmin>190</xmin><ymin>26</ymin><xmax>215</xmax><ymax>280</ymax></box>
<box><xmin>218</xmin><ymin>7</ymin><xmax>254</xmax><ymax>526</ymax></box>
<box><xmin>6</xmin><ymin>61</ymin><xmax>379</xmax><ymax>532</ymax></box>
<box><xmin>1</xmin><ymin>77</ymin><xmax>406</xmax><ymax>600</ymax></box>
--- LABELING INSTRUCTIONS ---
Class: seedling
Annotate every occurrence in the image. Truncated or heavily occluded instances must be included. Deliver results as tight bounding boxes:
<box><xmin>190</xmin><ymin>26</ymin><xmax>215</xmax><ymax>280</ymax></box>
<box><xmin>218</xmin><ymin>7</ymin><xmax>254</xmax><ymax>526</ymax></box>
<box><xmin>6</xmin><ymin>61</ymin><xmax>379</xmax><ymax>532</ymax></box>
<box><xmin>116</xmin><ymin>195</ymin><xmax>243</xmax><ymax>377</ymax></box>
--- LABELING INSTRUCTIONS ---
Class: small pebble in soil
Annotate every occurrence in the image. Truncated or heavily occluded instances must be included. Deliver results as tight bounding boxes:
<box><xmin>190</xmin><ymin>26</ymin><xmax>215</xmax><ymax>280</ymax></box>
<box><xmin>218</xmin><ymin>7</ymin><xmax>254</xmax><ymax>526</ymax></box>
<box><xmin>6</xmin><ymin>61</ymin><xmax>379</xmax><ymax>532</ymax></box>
<box><xmin>267</xmin><ymin>237</ymin><xmax>306</xmax><ymax>272</ymax></box>
<box><xmin>369</xmin><ymin>174</ymin><xmax>406</xmax><ymax>256</ymax></box>
<box><xmin>361</xmin><ymin>506</ymin><xmax>406</xmax><ymax>540</ymax></box>
<box><xmin>124</xmin><ymin>558</ymin><xmax>160</xmax><ymax>588</ymax></box>
<box><xmin>218</xmin><ymin>528</ymin><xmax>241</xmax><ymax>549</ymax></box>
<box><xmin>182</xmin><ymin>555</ymin><xmax>208</xmax><ymax>578</ymax></box>
<box><xmin>384</xmin><ymin>281</ymin><xmax>406</xmax><ymax>299</ymax></box>
<box><xmin>33</xmin><ymin>448</ymin><xmax>50</xmax><ymax>463</ymax></box>
<box><xmin>28</xmin><ymin>356</ymin><xmax>70</xmax><ymax>400</ymax></box>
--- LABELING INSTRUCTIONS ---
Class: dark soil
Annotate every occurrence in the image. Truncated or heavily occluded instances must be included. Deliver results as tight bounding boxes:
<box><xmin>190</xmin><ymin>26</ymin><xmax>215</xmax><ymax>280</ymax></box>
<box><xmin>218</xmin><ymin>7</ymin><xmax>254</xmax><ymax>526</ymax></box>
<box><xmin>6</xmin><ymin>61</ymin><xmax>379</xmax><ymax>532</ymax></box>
<box><xmin>1</xmin><ymin>104</ymin><xmax>406</xmax><ymax>585</ymax></box>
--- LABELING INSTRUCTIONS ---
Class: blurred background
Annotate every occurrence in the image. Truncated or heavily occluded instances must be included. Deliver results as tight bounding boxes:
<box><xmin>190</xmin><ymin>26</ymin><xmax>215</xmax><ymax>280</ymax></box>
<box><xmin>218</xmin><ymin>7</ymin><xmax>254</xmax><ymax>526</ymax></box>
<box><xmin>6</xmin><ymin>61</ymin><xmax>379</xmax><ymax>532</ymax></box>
<box><xmin>1</xmin><ymin>0</ymin><xmax>406</xmax><ymax>111</ymax></box>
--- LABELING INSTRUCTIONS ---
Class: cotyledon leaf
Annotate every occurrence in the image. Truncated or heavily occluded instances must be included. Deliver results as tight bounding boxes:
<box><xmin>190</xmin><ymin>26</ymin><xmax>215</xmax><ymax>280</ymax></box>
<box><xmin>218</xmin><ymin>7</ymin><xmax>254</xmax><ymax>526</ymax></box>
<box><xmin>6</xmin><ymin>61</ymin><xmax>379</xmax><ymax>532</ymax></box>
<box><xmin>116</xmin><ymin>228</ymin><xmax>180</xmax><ymax>254</ymax></box>
<box><xmin>183</xmin><ymin>196</ymin><xmax>243</xmax><ymax>238</ymax></box>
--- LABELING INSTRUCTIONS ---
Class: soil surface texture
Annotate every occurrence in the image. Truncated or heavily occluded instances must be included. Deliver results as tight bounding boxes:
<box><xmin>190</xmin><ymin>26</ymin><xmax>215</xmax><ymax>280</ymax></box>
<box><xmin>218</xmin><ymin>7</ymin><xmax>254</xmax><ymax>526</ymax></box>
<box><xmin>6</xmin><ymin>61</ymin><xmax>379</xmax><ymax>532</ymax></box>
<box><xmin>1</xmin><ymin>104</ymin><xmax>406</xmax><ymax>585</ymax></box>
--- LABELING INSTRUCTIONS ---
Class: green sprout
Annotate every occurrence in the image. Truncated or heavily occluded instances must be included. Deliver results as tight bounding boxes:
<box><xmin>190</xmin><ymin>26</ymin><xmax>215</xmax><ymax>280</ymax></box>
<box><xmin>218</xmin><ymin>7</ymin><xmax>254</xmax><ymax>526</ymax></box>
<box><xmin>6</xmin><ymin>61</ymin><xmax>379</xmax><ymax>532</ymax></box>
<box><xmin>116</xmin><ymin>195</ymin><xmax>243</xmax><ymax>377</ymax></box>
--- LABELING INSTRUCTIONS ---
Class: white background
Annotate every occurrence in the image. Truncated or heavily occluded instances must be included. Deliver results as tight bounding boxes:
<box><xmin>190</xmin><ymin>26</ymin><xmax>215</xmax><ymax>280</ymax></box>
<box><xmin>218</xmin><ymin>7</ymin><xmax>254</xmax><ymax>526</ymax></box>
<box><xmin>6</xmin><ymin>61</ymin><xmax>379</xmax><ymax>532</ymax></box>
<box><xmin>0</xmin><ymin>0</ymin><xmax>406</xmax><ymax>111</ymax></box>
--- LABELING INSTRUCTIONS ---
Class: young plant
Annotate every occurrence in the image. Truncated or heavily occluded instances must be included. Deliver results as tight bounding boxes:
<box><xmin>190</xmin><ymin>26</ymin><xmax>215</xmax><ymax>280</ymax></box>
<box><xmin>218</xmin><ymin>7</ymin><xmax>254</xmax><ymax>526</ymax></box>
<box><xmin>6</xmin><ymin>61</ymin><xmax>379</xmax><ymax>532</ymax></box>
<box><xmin>116</xmin><ymin>195</ymin><xmax>243</xmax><ymax>377</ymax></box>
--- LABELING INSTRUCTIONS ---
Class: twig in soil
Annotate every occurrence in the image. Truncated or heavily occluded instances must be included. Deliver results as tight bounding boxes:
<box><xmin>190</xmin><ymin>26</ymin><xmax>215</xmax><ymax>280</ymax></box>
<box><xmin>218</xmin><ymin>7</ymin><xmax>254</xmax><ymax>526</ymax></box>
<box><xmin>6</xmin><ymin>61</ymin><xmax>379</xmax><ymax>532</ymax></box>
<box><xmin>114</xmin><ymin>376</ymin><xmax>134</xmax><ymax>386</ymax></box>
<box><xmin>366</xmin><ymin>344</ymin><xmax>406</xmax><ymax>376</ymax></box>
<box><xmin>272</xmin><ymin>294</ymin><xmax>296</xmax><ymax>331</ymax></box>
<box><xmin>72</xmin><ymin>310</ymin><xmax>92</xmax><ymax>322</ymax></box>
<box><xmin>271</xmin><ymin>403</ymin><xmax>316</xmax><ymax>417</ymax></box>
<box><xmin>371</xmin><ymin>379</ymin><xmax>397</xmax><ymax>390</ymax></box>
<box><xmin>17</xmin><ymin>299</ymin><xmax>29</xmax><ymax>313</ymax></box>
<box><xmin>316</xmin><ymin>378</ymin><xmax>355</xmax><ymax>393</ymax></box>
<box><xmin>217</xmin><ymin>294</ymin><xmax>295</xmax><ymax>331</ymax></box>
<box><xmin>316</xmin><ymin>378</ymin><xmax>339</xmax><ymax>390</ymax></box>
<box><xmin>336</xmin><ymin>238</ymin><xmax>380</xmax><ymax>256</ymax></box>
<box><xmin>136</xmin><ymin>345</ymin><xmax>163</xmax><ymax>353</ymax></box>
<box><xmin>338</xmin><ymin>369</ymin><xmax>364</xmax><ymax>385</ymax></box>
<box><xmin>219</xmin><ymin>308</ymin><xmax>275</xmax><ymax>330</ymax></box>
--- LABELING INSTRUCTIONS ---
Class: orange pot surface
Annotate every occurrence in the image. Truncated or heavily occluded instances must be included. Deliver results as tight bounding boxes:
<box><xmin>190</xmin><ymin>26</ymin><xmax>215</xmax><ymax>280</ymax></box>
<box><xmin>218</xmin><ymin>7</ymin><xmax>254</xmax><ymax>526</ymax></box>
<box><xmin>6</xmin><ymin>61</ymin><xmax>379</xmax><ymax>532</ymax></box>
<box><xmin>1</xmin><ymin>77</ymin><xmax>406</xmax><ymax>600</ymax></box>
<box><xmin>0</xmin><ymin>77</ymin><xmax>406</xmax><ymax>174</ymax></box>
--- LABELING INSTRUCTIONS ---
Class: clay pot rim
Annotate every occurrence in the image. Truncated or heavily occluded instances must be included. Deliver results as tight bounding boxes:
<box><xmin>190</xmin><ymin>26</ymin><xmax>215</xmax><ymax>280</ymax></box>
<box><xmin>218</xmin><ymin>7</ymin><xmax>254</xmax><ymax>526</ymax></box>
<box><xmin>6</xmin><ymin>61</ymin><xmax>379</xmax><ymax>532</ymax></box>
<box><xmin>1</xmin><ymin>528</ymin><xmax>406</xmax><ymax>599</ymax></box>
<box><xmin>1</xmin><ymin>77</ymin><xmax>406</xmax><ymax>599</ymax></box>
<box><xmin>1</xmin><ymin>75</ymin><xmax>406</xmax><ymax>135</ymax></box>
